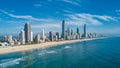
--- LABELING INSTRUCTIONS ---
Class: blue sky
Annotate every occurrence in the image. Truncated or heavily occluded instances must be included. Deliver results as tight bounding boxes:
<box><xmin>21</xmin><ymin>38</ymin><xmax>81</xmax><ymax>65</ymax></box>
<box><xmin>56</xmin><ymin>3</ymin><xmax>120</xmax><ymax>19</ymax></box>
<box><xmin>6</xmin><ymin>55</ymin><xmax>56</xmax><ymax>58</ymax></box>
<box><xmin>0</xmin><ymin>0</ymin><xmax>120</xmax><ymax>36</ymax></box>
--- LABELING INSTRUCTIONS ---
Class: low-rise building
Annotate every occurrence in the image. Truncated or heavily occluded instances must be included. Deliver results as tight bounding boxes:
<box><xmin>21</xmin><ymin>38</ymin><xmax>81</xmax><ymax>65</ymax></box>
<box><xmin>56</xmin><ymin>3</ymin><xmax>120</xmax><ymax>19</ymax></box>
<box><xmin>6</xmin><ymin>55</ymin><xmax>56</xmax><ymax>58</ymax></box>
<box><xmin>0</xmin><ymin>42</ymin><xmax>9</xmax><ymax>46</ymax></box>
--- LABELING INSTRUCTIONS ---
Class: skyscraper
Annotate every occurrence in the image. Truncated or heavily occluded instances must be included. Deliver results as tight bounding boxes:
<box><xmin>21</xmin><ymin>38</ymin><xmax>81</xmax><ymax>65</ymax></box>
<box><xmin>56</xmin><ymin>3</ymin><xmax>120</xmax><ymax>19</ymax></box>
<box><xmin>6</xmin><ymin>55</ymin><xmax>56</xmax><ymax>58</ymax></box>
<box><xmin>49</xmin><ymin>31</ymin><xmax>54</xmax><ymax>41</ymax></box>
<box><xmin>7</xmin><ymin>35</ymin><xmax>13</xmax><ymax>43</ymax></box>
<box><xmin>83</xmin><ymin>24</ymin><xmax>87</xmax><ymax>38</ymax></box>
<box><xmin>71</xmin><ymin>29</ymin><xmax>74</xmax><ymax>35</ymax></box>
<box><xmin>67</xmin><ymin>27</ymin><xmax>70</xmax><ymax>36</ymax></box>
<box><xmin>7</xmin><ymin>35</ymin><xmax>14</xmax><ymax>45</ymax></box>
<box><xmin>42</xmin><ymin>29</ymin><xmax>45</xmax><ymax>42</ymax></box>
<box><xmin>62</xmin><ymin>20</ymin><xmax>65</xmax><ymax>39</ymax></box>
<box><xmin>31</xmin><ymin>31</ymin><xmax>33</xmax><ymax>42</ymax></box>
<box><xmin>77</xmin><ymin>27</ymin><xmax>79</xmax><ymax>34</ymax></box>
<box><xmin>56</xmin><ymin>32</ymin><xmax>60</xmax><ymax>40</ymax></box>
<box><xmin>24</xmin><ymin>22</ymin><xmax>31</xmax><ymax>43</ymax></box>
<box><xmin>35</xmin><ymin>34</ymin><xmax>40</xmax><ymax>43</ymax></box>
<box><xmin>19</xmin><ymin>30</ymin><xmax>25</xmax><ymax>44</ymax></box>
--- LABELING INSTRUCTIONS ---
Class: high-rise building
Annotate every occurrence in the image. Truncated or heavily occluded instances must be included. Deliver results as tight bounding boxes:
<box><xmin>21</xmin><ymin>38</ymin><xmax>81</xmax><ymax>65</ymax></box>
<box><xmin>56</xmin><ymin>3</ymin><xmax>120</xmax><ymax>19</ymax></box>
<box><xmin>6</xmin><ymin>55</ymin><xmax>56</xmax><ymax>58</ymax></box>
<box><xmin>31</xmin><ymin>31</ymin><xmax>33</xmax><ymax>42</ymax></box>
<box><xmin>67</xmin><ymin>27</ymin><xmax>70</xmax><ymax>36</ymax></box>
<box><xmin>83</xmin><ymin>24</ymin><xmax>87</xmax><ymax>38</ymax></box>
<box><xmin>77</xmin><ymin>27</ymin><xmax>79</xmax><ymax>34</ymax></box>
<box><xmin>42</xmin><ymin>29</ymin><xmax>45</xmax><ymax>42</ymax></box>
<box><xmin>54</xmin><ymin>35</ymin><xmax>58</xmax><ymax>41</ymax></box>
<box><xmin>7</xmin><ymin>35</ymin><xmax>13</xmax><ymax>43</ymax></box>
<box><xmin>66</xmin><ymin>28</ymin><xmax>70</xmax><ymax>40</ymax></box>
<box><xmin>62</xmin><ymin>20</ymin><xmax>65</xmax><ymax>39</ymax></box>
<box><xmin>24</xmin><ymin>22</ymin><xmax>31</xmax><ymax>43</ymax></box>
<box><xmin>7</xmin><ymin>35</ymin><xmax>14</xmax><ymax>45</ymax></box>
<box><xmin>56</xmin><ymin>32</ymin><xmax>60</xmax><ymax>40</ymax></box>
<box><xmin>49</xmin><ymin>31</ymin><xmax>54</xmax><ymax>41</ymax></box>
<box><xmin>35</xmin><ymin>34</ymin><xmax>40</xmax><ymax>43</ymax></box>
<box><xmin>71</xmin><ymin>29</ymin><xmax>74</xmax><ymax>36</ymax></box>
<box><xmin>4</xmin><ymin>36</ymin><xmax>7</xmax><ymax>42</ymax></box>
<box><xmin>19</xmin><ymin>30</ymin><xmax>25</xmax><ymax>44</ymax></box>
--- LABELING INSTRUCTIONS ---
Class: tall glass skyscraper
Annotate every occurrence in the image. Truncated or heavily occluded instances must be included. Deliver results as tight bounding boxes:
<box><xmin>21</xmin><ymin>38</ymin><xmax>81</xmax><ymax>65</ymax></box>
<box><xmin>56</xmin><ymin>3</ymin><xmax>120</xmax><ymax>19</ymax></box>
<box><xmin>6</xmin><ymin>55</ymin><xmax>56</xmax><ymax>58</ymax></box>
<box><xmin>24</xmin><ymin>22</ymin><xmax>31</xmax><ymax>43</ymax></box>
<box><xmin>49</xmin><ymin>31</ymin><xmax>53</xmax><ymax>41</ymax></box>
<box><xmin>77</xmin><ymin>27</ymin><xmax>79</xmax><ymax>34</ymax></box>
<box><xmin>62</xmin><ymin>20</ymin><xmax>65</xmax><ymax>39</ymax></box>
<box><xmin>83</xmin><ymin>24</ymin><xmax>87</xmax><ymax>38</ymax></box>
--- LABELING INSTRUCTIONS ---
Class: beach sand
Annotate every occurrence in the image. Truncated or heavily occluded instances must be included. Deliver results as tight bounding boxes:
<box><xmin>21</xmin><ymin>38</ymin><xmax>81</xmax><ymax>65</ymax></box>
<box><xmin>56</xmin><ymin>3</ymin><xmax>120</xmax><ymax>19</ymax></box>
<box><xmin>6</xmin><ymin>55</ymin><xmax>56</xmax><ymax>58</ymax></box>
<box><xmin>0</xmin><ymin>38</ymin><xmax>100</xmax><ymax>54</ymax></box>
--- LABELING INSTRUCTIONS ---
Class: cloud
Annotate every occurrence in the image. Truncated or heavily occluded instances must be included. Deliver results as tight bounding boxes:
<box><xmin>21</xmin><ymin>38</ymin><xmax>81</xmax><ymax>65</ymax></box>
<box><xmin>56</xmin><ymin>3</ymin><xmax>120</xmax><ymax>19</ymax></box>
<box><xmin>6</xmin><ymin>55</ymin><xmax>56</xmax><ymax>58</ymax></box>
<box><xmin>32</xmin><ymin>23</ymin><xmax>61</xmax><ymax>33</ymax></box>
<box><xmin>0</xmin><ymin>10</ymin><xmax>57</xmax><ymax>22</ymax></box>
<box><xmin>32</xmin><ymin>23</ymin><xmax>61</xmax><ymax>29</ymax></box>
<box><xmin>65</xmin><ymin>13</ymin><xmax>117</xmax><ymax>26</ymax></box>
<box><xmin>63</xmin><ymin>9</ymin><xmax>73</xmax><ymax>14</ymax></box>
<box><xmin>63</xmin><ymin>0</ymin><xmax>80</xmax><ymax>5</ymax></box>
<box><xmin>93</xmin><ymin>15</ymin><xmax>117</xmax><ymax>22</ymax></box>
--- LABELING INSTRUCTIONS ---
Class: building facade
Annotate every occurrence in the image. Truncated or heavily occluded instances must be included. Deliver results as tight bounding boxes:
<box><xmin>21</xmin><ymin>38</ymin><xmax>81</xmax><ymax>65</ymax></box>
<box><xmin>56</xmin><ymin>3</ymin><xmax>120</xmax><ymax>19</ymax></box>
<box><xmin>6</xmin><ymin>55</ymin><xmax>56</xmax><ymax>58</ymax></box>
<box><xmin>24</xmin><ymin>22</ymin><xmax>32</xmax><ymax>43</ymax></box>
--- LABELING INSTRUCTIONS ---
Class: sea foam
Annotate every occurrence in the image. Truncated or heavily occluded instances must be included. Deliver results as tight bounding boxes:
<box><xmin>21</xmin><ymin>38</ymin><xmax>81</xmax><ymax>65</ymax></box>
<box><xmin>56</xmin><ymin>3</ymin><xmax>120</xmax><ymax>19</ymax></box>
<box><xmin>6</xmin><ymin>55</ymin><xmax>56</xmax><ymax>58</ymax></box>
<box><xmin>64</xmin><ymin>46</ymin><xmax>72</xmax><ymax>49</ymax></box>
<box><xmin>0</xmin><ymin>58</ymin><xmax>23</xmax><ymax>67</ymax></box>
<box><xmin>46</xmin><ymin>51</ymin><xmax>57</xmax><ymax>54</ymax></box>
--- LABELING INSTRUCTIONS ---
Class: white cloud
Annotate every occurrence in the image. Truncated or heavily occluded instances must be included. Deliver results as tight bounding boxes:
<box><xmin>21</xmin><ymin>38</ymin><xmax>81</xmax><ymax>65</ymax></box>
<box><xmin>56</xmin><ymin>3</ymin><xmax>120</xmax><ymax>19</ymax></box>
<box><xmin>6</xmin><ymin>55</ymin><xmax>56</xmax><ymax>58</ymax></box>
<box><xmin>63</xmin><ymin>9</ymin><xmax>73</xmax><ymax>13</ymax></box>
<box><xmin>0</xmin><ymin>9</ymin><xmax>118</xmax><ymax>34</ymax></box>
<box><xmin>32</xmin><ymin>23</ymin><xmax>61</xmax><ymax>33</ymax></box>
<box><xmin>65</xmin><ymin>13</ymin><xmax>117</xmax><ymax>26</ymax></box>
<box><xmin>0</xmin><ymin>10</ymin><xmax>57</xmax><ymax>22</ymax></box>
<box><xmin>63</xmin><ymin>0</ymin><xmax>80</xmax><ymax>5</ymax></box>
<box><xmin>32</xmin><ymin>23</ymin><xmax>61</xmax><ymax>29</ymax></box>
<box><xmin>93</xmin><ymin>15</ymin><xmax>117</xmax><ymax>22</ymax></box>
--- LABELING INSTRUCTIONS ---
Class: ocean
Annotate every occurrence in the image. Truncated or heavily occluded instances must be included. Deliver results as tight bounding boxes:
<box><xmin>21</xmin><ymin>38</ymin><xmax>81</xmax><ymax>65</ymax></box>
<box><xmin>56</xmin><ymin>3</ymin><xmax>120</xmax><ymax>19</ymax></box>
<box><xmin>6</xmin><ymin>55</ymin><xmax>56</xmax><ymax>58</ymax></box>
<box><xmin>0</xmin><ymin>37</ymin><xmax>120</xmax><ymax>68</ymax></box>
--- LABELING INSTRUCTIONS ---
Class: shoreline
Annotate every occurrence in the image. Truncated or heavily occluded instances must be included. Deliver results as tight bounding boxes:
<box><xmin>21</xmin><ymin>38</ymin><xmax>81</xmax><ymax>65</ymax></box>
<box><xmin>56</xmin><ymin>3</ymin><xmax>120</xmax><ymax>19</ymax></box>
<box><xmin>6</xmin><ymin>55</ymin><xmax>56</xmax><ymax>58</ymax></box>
<box><xmin>0</xmin><ymin>38</ymin><xmax>104</xmax><ymax>55</ymax></box>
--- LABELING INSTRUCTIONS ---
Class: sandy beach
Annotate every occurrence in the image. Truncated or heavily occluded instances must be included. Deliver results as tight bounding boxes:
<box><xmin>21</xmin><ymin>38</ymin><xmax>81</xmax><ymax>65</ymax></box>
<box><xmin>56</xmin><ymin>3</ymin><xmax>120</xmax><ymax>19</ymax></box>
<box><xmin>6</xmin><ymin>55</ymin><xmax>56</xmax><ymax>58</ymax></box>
<box><xmin>0</xmin><ymin>38</ymin><xmax>100</xmax><ymax>54</ymax></box>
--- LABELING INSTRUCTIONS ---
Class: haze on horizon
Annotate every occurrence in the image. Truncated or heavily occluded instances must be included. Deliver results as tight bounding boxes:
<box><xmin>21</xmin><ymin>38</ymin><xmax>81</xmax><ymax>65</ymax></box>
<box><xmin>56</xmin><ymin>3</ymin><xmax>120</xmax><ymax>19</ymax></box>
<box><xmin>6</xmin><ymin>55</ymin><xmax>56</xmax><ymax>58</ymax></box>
<box><xmin>0</xmin><ymin>0</ymin><xmax>120</xmax><ymax>36</ymax></box>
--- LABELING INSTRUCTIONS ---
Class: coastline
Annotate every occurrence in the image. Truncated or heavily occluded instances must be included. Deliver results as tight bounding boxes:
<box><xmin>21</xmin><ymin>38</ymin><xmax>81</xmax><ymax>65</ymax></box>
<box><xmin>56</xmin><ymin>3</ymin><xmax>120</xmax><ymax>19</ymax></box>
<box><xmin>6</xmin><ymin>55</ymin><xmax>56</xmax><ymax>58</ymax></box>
<box><xmin>0</xmin><ymin>38</ymin><xmax>103</xmax><ymax>55</ymax></box>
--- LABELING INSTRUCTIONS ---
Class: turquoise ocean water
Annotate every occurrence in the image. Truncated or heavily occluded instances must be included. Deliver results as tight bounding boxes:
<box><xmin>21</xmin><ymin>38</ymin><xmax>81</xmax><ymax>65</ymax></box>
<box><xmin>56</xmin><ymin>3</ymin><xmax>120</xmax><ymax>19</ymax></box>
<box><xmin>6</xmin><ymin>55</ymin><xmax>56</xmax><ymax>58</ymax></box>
<box><xmin>0</xmin><ymin>37</ymin><xmax>120</xmax><ymax>68</ymax></box>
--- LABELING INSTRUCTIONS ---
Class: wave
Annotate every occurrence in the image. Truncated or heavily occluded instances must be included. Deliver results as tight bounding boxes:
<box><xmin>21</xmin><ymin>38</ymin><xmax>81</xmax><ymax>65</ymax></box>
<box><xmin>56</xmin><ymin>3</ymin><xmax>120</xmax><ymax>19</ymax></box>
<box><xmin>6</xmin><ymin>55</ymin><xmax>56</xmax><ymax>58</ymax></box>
<box><xmin>0</xmin><ymin>58</ymin><xmax>23</xmax><ymax>68</ymax></box>
<box><xmin>46</xmin><ymin>51</ymin><xmax>57</xmax><ymax>54</ymax></box>
<box><xmin>38</xmin><ymin>52</ymin><xmax>46</xmax><ymax>56</ymax></box>
<box><xmin>0</xmin><ymin>58</ymin><xmax>14</xmax><ymax>63</ymax></box>
<box><xmin>38</xmin><ymin>50</ymin><xmax>57</xmax><ymax>56</ymax></box>
<box><xmin>64</xmin><ymin>46</ymin><xmax>72</xmax><ymax>49</ymax></box>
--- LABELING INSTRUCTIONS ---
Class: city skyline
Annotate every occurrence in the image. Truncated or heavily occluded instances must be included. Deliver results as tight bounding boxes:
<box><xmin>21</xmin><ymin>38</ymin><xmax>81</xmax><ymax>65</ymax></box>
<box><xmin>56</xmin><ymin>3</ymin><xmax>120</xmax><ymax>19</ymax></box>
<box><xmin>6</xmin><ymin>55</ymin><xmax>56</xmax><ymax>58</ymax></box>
<box><xmin>0</xmin><ymin>0</ymin><xmax>120</xmax><ymax>36</ymax></box>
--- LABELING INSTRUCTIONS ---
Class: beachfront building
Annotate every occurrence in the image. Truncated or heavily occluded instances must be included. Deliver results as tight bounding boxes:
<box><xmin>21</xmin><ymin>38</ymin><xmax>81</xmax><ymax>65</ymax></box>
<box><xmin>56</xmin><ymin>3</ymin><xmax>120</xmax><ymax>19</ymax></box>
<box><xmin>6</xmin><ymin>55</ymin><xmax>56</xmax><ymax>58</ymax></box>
<box><xmin>4</xmin><ymin>36</ymin><xmax>7</xmax><ymax>42</ymax></box>
<box><xmin>49</xmin><ymin>31</ymin><xmax>54</xmax><ymax>41</ymax></box>
<box><xmin>67</xmin><ymin>28</ymin><xmax>71</xmax><ymax>36</ymax></box>
<box><xmin>83</xmin><ymin>24</ymin><xmax>87</xmax><ymax>38</ymax></box>
<box><xmin>7</xmin><ymin>35</ymin><xmax>14</xmax><ymax>45</ymax></box>
<box><xmin>35</xmin><ymin>34</ymin><xmax>41</xmax><ymax>43</ymax></box>
<box><xmin>7</xmin><ymin>35</ymin><xmax>13</xmax><ymax>42</ymax></box>
<box><xmin>66</xmin><ymin>28</ymin><xmax>71</xmax><ymax>40</ymax></box>
<box><xmin>31</xmin><ymin>32</ymin><xmax>33</xmax><ymax>42</ymax></box>
<box><xmin>62</xmin><ymin>20</ymin><xmax>65</xmax><ymax>39</ymax></box>
<box><xmin>56</xmin><ymin>32</ymin><xmax>61</xmax><ymax>40</ymax></box>
<box><xmin>0</xmin><ymin>42</ymin><xmax>9</xmax><ymax>46</ymax></box>
<box><xmin>54</xmin><ymin>35</ymin><xmax>58</xmax><ymax>41</ymax></box>
<box><xmin>77</xmin><ymin>27</ymin><xmax>79</xmax><ymax>34</ymax></box>
<box><xmin>42</xmin><ymin>29</ymin><xmax>46</xmax><ymax>42</ymax></box>
<box><xmin>19</xmin><ymin>30</ymin><xmax>25</xmax><ymax>44</ymax></box>
<box><xmin>24</xmin><ymin>22</ymin><xmax>32</xmax><ymax>44</ymax></box>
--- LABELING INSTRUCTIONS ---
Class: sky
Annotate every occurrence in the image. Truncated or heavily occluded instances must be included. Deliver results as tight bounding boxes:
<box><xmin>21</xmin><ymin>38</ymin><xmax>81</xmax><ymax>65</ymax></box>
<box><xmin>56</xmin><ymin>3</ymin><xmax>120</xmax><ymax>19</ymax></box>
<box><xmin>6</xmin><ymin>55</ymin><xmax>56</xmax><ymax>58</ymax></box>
<box><xmin>0</xmin><ymin>0</ymin><xmax>120</xmax><ymax>36</ymax></box>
